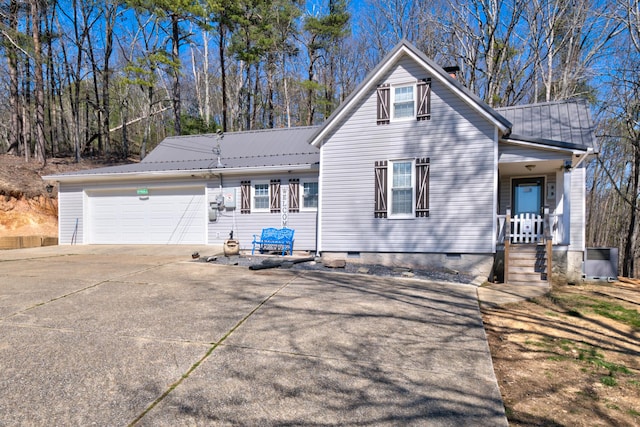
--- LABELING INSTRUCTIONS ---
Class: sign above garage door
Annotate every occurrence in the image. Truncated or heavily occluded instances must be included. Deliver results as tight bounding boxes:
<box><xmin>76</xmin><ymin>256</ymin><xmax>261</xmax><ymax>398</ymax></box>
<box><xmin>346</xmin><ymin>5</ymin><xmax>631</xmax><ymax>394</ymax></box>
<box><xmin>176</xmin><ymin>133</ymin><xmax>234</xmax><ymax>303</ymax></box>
<box><xmin>87</xmin><ymin>186</ymin><xmax>206</xmax><ymax>244</ymax></box>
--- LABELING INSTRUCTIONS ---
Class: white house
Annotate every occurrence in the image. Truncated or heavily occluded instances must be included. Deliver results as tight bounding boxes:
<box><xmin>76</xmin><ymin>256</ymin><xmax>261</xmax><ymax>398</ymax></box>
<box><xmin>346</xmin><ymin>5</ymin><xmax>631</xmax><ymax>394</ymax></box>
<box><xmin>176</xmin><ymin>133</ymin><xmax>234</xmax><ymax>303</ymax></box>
<box><xmin>45</xmin><ymin>41</ymin><xmax>596</xmax><ymax>284</ymax></box>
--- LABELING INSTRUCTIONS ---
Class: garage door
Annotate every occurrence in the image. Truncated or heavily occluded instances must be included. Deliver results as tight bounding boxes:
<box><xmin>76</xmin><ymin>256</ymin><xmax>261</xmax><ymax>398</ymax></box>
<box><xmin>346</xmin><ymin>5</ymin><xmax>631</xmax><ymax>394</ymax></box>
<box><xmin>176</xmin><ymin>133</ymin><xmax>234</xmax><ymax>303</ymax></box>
<box><xmin>87</xmin><ymin>186</ymin><xmax>206</xmax><ymax>244</ymax></box>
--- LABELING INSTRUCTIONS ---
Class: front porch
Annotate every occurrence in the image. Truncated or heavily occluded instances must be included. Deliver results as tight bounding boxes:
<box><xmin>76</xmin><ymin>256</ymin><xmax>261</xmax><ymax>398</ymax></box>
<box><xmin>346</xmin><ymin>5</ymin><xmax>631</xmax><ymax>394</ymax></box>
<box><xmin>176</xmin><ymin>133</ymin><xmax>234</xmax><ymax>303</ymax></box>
<box><xmin>495</xmin><ymin>157</ymin><xmax>580</xmax><ymax>285</ymax></box>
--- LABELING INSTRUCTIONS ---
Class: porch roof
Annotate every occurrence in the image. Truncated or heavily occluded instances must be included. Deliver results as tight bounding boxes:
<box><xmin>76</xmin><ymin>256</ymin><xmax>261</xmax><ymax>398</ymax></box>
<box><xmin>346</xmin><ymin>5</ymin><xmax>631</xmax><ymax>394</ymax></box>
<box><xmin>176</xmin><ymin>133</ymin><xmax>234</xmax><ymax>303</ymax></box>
<box><xmin>497</xmin><ymin>100</ymin><xmax>597</xmax><ymax>153</ymax></box>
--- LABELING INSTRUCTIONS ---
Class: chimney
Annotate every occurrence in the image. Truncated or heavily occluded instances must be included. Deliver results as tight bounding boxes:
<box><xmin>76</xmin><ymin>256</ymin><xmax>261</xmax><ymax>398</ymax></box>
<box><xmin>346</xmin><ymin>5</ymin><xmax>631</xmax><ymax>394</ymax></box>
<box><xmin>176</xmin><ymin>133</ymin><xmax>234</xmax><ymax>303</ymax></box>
<box><xmin>443</xmin><ymin>66</ymin><xmax>460</xmax><ymax>80</ymax></box>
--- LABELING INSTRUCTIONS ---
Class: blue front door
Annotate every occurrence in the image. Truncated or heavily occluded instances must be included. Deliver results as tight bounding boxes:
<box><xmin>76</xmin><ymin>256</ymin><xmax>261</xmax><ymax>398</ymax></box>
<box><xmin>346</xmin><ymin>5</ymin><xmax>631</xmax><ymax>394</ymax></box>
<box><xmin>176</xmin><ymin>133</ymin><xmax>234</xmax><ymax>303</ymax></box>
<box><xmin>512</xmin><ymin>177</ymin><xmax>543</xmax><ymax>215</ymax></box>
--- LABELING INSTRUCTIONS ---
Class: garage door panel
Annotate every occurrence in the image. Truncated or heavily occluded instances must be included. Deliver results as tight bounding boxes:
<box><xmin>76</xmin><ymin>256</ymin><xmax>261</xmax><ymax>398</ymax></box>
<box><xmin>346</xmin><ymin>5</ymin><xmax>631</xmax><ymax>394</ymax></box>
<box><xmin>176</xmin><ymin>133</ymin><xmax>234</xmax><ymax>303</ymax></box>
<box><xmin>88</xmin><ymin>187</ymin><xmax>205</xmax><ymax>244</ymax></box>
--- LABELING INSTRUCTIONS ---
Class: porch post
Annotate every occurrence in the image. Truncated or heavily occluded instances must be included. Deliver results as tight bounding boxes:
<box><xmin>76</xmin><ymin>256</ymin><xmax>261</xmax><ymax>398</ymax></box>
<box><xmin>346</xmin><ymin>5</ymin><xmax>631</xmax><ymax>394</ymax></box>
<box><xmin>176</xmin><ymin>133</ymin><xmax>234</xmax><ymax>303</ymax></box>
<box><xmin>505</xmin><ymin>208</ymin><xmax>511</xmax><ymax>284</ymax></box>
<box><xmin>544</xmin><ymin>206</ymin><xmax>552</xmax><ymax>282</ymax></box>
<box><xmin>562</xmin><ymin>168</ymin><xmax>572</xmax><ymax>245</ymax></box>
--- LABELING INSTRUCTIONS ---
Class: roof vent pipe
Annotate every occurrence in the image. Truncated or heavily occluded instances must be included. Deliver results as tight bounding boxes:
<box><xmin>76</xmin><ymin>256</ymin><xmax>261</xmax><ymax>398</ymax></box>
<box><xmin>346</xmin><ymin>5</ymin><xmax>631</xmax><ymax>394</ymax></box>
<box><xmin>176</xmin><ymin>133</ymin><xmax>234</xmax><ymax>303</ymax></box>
<box><xmin>214</xmin><ymin>129</ymin><xmax>224</xmax><ymax>168</ymax></box>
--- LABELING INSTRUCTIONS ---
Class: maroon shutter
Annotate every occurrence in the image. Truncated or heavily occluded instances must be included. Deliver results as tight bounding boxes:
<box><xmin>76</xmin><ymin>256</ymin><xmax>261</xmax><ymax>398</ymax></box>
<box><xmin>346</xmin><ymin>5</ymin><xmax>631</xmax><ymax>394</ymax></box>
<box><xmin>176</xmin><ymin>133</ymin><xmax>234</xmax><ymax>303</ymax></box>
<box><xmin>241</xmin><ymin>181</ymin><xmax>251</xmax><ymax>214</ymax></box>
<box><xmin>415</xmin><ymin>157</ymin><xmax>430</xmax><ymax>217</ymax></box>
<box><xmin>289</xmin><ymin>179</ymin><xmax>299</xmax><ymax>213</ymax></box>
<box><xmin>377</xmin><ymin>84</ymin><xmax>390</xmax><ymax>125</ymax></box>
<box><xmin>374</xmin><ymin>160</ymin><xmax>388</xmax><ymax>218</ymax></box>
<box><xmin>270</xmin><ymin>179</ymin><xmax>281</xmax><ymax>213</ymax></box>
<box><xmin>417</xmin><ymin>79</ymin><xmax>431</xmax><ymax>121</ymax></box>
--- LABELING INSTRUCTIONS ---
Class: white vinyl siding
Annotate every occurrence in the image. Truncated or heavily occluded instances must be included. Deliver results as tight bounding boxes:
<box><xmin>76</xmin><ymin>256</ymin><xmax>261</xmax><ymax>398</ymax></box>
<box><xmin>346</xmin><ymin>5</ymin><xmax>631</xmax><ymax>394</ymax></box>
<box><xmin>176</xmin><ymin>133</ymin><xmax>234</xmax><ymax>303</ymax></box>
<box><xmin>570</xmin><ymin>165</ymin><xmax>586</xmax><ymax>251</ymax></box>
<box><xmin>319</xmin><ymin>55</ymin><xmax>497</xmax><ymax>254</ymax></box>
<box><xmin>206</xmin><ymin>173</ymin><xmax>318</xmax><ymax>251</ymax></box>
<box><xmin>58</xmin><ymin>184</ymin><xmax>84</xmax><ymax>244</ymax></box>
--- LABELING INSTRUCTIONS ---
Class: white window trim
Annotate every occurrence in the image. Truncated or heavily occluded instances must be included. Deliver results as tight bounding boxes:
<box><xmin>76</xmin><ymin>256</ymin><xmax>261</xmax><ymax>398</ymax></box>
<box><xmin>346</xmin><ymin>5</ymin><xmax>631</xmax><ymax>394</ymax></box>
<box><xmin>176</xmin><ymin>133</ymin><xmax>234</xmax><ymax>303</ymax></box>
<box><xmin>388</xmin><ymin>159</ymin><xmax>415</xmax><ymax>219</ymax></box>
<box><xmin>391</xmin><ymin>83</ymin><xmax>416</xmax><ymax>122</ymax></box>
<box><xmin>251</xmin><ymin>181</ymin><xmax>270</xmax><ymax>212</ymax></box>
<box><xmin>300</xmin><ymin>179</ymin><xmax>319</xmax><ymax>211</ymax></box>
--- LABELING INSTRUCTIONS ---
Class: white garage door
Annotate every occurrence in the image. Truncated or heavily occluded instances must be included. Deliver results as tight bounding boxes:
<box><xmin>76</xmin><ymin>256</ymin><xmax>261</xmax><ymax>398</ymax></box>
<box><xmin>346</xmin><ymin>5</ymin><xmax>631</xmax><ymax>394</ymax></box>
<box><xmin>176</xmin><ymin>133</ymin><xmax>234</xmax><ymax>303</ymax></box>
<box><xmin>87</xmin><ymin>186</ymin><xmax>206</xmax><ymax>244</ymax></box>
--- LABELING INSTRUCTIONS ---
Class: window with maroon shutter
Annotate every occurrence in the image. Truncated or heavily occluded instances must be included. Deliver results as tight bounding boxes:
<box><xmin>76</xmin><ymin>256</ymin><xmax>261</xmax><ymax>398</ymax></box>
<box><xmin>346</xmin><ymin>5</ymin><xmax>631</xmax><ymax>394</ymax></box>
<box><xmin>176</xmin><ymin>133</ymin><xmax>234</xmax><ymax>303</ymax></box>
<box><xmin>374</xmin><ymin>160</ymin><xmax>388</xmax><ymax>218</ymax></box>
<box><xmin>415</xmin><ymin>157</ymin><xmax>430</xmax><ymax>217</ymax></box>
<box><xmin>288</xmin><ymin>179</ymin><xmax>299</xmax><ymax>213</ymax></box>
<box><xmin>241</xmin><ymin>181</ymin><xmax>251</xmax><ymax>214</ymax></box>
<box><xmin>416</xmin><ymin>79</ymin><xmax>431</xmax><ymax>121</ymax></box>
<box><xmin>270</xmin><ymin>179</ymin><xmax>281</xmax><ymax>213</ymax></box>
<box><xmin>377</xmin><ymin>84</ymin><xmax>390</xmax><ymax>125</ymax></box>
<box><xmin>376</xmin><ymin>158</ymin><xmax>430</xmax><ymax>218</ymax></box>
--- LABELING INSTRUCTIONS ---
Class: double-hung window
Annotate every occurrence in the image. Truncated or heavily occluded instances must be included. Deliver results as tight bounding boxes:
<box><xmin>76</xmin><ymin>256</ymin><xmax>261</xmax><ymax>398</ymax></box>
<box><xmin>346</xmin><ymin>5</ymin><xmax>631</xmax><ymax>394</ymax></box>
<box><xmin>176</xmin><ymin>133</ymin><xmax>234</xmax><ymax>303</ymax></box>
<box><xmin>390</xmin><ymin>160</ymin><xmax>414</xmax><ymax>216</ymax></box>
<box><xmin>375</xmin><ymin>157</ymin><xmax>430</xmax><ymax>219</ymax></box>
<box><xmin>253</xmin><ymin>183</ymin><xmax>269</xmax><ymax>211</ymax></box>
<box><xmin>393</xmin><ymin>86</ymin><xmax>415</xmax><ymax>120</ymax></box>
<box><xmin>377</xmin><ymin>79</ymin><xmax>431</xmax><ymax>124</ymax></box>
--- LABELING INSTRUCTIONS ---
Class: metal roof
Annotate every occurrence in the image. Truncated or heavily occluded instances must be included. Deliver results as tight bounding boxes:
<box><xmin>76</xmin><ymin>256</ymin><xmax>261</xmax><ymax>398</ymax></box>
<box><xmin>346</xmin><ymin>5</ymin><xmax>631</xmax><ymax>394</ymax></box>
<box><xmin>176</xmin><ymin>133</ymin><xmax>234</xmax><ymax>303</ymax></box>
<box><xmin>46</xmin><ymin>126</ymin><xmax>320</xmax><ymax>179</ymax></box>
<box><xmin>497</xmin><ymin>99</ymin><xmax>597</xmax><ymax>151</ymax></box>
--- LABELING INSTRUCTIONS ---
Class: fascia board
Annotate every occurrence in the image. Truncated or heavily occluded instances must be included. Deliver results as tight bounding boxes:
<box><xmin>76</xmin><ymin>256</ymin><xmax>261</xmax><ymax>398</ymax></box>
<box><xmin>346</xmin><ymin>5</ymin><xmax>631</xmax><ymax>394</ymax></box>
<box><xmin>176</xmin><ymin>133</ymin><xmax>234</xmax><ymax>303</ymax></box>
<box><xmin>43</xmin><ymin>164</ymin><xmax>317</xmax><ymax>183</ymax></box>
<box><xmin>501</xmin><ymin>137</ymin><xmax>591</xmax><ymax>155</ymax></box>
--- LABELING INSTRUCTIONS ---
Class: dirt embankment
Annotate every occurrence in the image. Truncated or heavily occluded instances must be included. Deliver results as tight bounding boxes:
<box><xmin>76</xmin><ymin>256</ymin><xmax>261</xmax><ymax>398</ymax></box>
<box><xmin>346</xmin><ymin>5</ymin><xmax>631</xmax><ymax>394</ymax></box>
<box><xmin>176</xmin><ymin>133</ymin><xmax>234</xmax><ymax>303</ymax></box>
<box><xmin>0</xmin><ymin>154</ymin><xmax>127</xmax><ymax>238</ymax></box>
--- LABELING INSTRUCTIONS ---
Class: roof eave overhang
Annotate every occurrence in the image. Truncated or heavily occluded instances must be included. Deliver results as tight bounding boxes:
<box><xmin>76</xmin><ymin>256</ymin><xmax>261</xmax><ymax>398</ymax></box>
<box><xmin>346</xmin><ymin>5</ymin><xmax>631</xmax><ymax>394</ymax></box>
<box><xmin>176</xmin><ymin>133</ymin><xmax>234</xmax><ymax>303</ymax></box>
<box><xmin>501</xmin><ymin>136</ymin><xmax>592</xmax><ymax>156</ymax></box>
<box><xmin>309</xmin><ymin>41</ymin><xmax>511</xmax><ymax>147</ymax></box>
<box><xmin>43</xmin><ymin>163</ymin><xmax>318</xmax><ymax>184</ymax></box>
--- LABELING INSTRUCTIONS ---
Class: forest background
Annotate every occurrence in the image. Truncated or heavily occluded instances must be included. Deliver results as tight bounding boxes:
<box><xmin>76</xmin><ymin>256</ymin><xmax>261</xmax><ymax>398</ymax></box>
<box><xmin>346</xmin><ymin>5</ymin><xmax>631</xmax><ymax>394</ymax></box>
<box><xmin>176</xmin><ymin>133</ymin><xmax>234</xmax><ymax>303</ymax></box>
<box><xmin>0</xmin><ymin>0</ymin><xmax>639</xmax><ymax>277</ymax></box>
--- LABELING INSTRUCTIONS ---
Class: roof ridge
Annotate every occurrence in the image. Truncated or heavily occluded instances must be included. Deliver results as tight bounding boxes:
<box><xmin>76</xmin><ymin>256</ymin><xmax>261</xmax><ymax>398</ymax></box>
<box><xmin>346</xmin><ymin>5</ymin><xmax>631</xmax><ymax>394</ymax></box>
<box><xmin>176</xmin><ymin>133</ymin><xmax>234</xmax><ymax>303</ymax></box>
<box><xmin>162</xmin><ymin>125</ymin><xmax>322</xmax><ymax>140</ymax></box>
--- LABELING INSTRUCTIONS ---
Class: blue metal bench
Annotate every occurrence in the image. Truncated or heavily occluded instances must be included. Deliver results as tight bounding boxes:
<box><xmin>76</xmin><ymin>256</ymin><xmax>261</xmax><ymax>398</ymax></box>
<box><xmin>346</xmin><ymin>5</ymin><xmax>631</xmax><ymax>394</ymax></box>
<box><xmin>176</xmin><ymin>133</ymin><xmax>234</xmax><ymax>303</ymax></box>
<box><xmin>251</xmin><ymin>227</ymin><xmax>295</xmax><ymax>256</ymax></box>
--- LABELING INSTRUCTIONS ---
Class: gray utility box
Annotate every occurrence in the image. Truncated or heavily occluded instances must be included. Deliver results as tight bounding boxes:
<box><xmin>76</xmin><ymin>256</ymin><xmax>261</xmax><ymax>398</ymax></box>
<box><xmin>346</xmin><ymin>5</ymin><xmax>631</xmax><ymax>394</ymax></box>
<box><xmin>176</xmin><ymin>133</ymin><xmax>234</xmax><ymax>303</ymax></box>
<box><xmin>584</xmin><ymin>248</ymin><xmax>618</xmax><ymax>280</ymax></box>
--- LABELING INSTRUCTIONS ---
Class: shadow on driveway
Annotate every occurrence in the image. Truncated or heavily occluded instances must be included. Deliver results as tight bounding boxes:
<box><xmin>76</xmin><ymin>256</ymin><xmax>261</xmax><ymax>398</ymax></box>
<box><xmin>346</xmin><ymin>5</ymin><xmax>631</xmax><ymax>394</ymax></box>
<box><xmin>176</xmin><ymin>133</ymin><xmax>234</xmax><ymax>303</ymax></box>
<box><xmin>0</xmin><ymin>246</ymin><xmax>507</xmax><ymax>426</ymax></box>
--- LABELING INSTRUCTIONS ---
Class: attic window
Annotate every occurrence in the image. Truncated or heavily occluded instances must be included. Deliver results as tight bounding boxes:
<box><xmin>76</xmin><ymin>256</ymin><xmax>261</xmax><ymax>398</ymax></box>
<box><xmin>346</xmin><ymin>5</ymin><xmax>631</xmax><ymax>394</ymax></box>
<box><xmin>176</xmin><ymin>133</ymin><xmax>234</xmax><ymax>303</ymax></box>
<box><xmin>377</xmin><ymin>79</ymin><xmax>431</xmax><ymax>124</ymax></box>
<box><xmin>393</xmin><ymin>86</ymin><xmax>415</xmax><ymax>119</ymax></box>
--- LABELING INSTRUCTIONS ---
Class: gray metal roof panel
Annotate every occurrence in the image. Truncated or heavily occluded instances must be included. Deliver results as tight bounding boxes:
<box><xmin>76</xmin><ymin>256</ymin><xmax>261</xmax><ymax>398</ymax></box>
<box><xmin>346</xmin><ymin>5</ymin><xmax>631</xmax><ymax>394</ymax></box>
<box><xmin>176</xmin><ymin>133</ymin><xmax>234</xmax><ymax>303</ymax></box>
<box><xmin>497</xmin><ymin>100</ymin><xmax>596</xmax><ymax>150</ymax></box>
<box><xmin>48</xmin><ymin>126</ymin><xmax>320</xmax><ymax>178</ymax></box>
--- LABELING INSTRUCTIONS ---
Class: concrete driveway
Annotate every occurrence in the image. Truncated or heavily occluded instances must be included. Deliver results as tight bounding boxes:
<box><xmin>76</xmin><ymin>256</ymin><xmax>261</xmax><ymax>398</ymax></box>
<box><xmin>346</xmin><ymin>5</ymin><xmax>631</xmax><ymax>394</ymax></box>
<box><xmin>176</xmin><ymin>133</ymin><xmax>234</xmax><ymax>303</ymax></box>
<box><xmin>0</xmin><ymin>246</ymin><xmax>507</xmax><ymax>426</ymax></box>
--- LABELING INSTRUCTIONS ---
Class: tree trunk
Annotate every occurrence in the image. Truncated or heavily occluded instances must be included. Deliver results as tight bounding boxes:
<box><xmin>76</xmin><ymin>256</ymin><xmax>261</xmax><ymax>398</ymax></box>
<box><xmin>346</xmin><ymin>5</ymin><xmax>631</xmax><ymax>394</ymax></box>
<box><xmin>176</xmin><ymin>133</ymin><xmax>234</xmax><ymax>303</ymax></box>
<box><xmin>219</xmin><ymin>22</ymin><xmax>228</xmax><ymax>132</ymax></box>
<box><xmin>171</xmin><ymin>13</ymin><xmax>181</xmax><ymax>135</ymax></box>
<box><xmin>622</xmin><ymin>143</ymin><xmax>640</xmax><ymax>277</ymax></box>
<box><xmin>31</xmin><ymin>0</ymin><xmax>46</xmax><ymax>164</ymax></box>
<box><xmin>8</xmin><ymin>0</ymin><xmax>22</xmax><ymax>156</ymax></box>
<box><xmin>103</xmin><ymin>1</ymin><xmax>115</xmax><ymax>155</ymax></box>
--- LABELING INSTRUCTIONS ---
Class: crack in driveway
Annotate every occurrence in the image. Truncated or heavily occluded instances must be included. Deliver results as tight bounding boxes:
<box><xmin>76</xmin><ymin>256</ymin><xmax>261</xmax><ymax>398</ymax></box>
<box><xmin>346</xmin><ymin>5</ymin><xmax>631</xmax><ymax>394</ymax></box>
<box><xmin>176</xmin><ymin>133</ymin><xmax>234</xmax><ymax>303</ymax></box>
<box><xmin>127</xmin><ymin>272</ymin><xmax>301</xmax><ymax>426</ymax></box>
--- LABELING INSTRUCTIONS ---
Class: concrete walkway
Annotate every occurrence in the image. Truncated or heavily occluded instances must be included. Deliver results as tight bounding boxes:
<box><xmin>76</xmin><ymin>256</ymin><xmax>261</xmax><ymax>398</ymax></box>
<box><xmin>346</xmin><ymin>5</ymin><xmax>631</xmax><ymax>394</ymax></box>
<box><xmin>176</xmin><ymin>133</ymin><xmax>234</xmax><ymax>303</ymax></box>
<box><xmin>0</xmin><ymin>245</ymin><xmax>509</xmax><ymax>426</ymax></box>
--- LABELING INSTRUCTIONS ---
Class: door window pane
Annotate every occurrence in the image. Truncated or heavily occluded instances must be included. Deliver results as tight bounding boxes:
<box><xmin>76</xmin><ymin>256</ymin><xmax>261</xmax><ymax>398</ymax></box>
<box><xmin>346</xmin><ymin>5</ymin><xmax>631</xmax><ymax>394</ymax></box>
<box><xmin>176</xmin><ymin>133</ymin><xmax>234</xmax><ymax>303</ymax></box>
<box><xmin>513</xmin><ymin>180</ymin><xmax>542</xmax><ymax>215</ymax></box>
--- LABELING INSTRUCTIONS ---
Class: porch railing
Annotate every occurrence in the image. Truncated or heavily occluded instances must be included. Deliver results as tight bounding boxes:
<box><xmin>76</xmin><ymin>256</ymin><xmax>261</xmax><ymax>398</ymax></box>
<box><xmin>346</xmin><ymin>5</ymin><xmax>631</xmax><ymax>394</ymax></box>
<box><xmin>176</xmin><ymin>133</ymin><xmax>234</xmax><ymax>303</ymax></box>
<box><xmin>496</xmin><ymin>210</ymin><xmax>564</xmax><ymax>245</ymax></box>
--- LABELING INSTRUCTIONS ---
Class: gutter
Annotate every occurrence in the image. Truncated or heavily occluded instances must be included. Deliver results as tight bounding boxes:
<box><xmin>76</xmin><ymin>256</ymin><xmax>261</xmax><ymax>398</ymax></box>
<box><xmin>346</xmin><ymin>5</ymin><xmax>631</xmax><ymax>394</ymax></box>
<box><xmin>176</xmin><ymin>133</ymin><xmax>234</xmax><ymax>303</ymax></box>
<box><xmin>43</xmin><ymin>163</ymin><xmax>318</xmax><ymax>184</ymax></box>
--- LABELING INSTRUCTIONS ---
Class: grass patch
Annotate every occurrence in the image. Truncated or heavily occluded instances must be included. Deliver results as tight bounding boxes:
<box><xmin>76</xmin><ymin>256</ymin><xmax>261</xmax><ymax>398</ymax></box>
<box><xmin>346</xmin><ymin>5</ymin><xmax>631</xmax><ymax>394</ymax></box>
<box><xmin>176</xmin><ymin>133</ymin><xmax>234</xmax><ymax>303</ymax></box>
<box><xmin>629</xmin><ymin>408</ymin><xmax>640</xmax><ymax>418</ymax></box>
<box><xmin>548</xmin><ymin>355</ymin><xmax>571</xmax><ymax>362</ymax></box>
<box><xmin>591</xmin><ymin>301</ymin><xmax>640</xmax><ymax>329</ymax></box>
<box><xmin>601</xmin><ymin>376</ymin><xmax>617</xmax><ymax>387</ymax></box>
<box><xmin>550</xmin><ymin>292</ymin><xmax>640</xmax><ymax>329</ymax></box>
